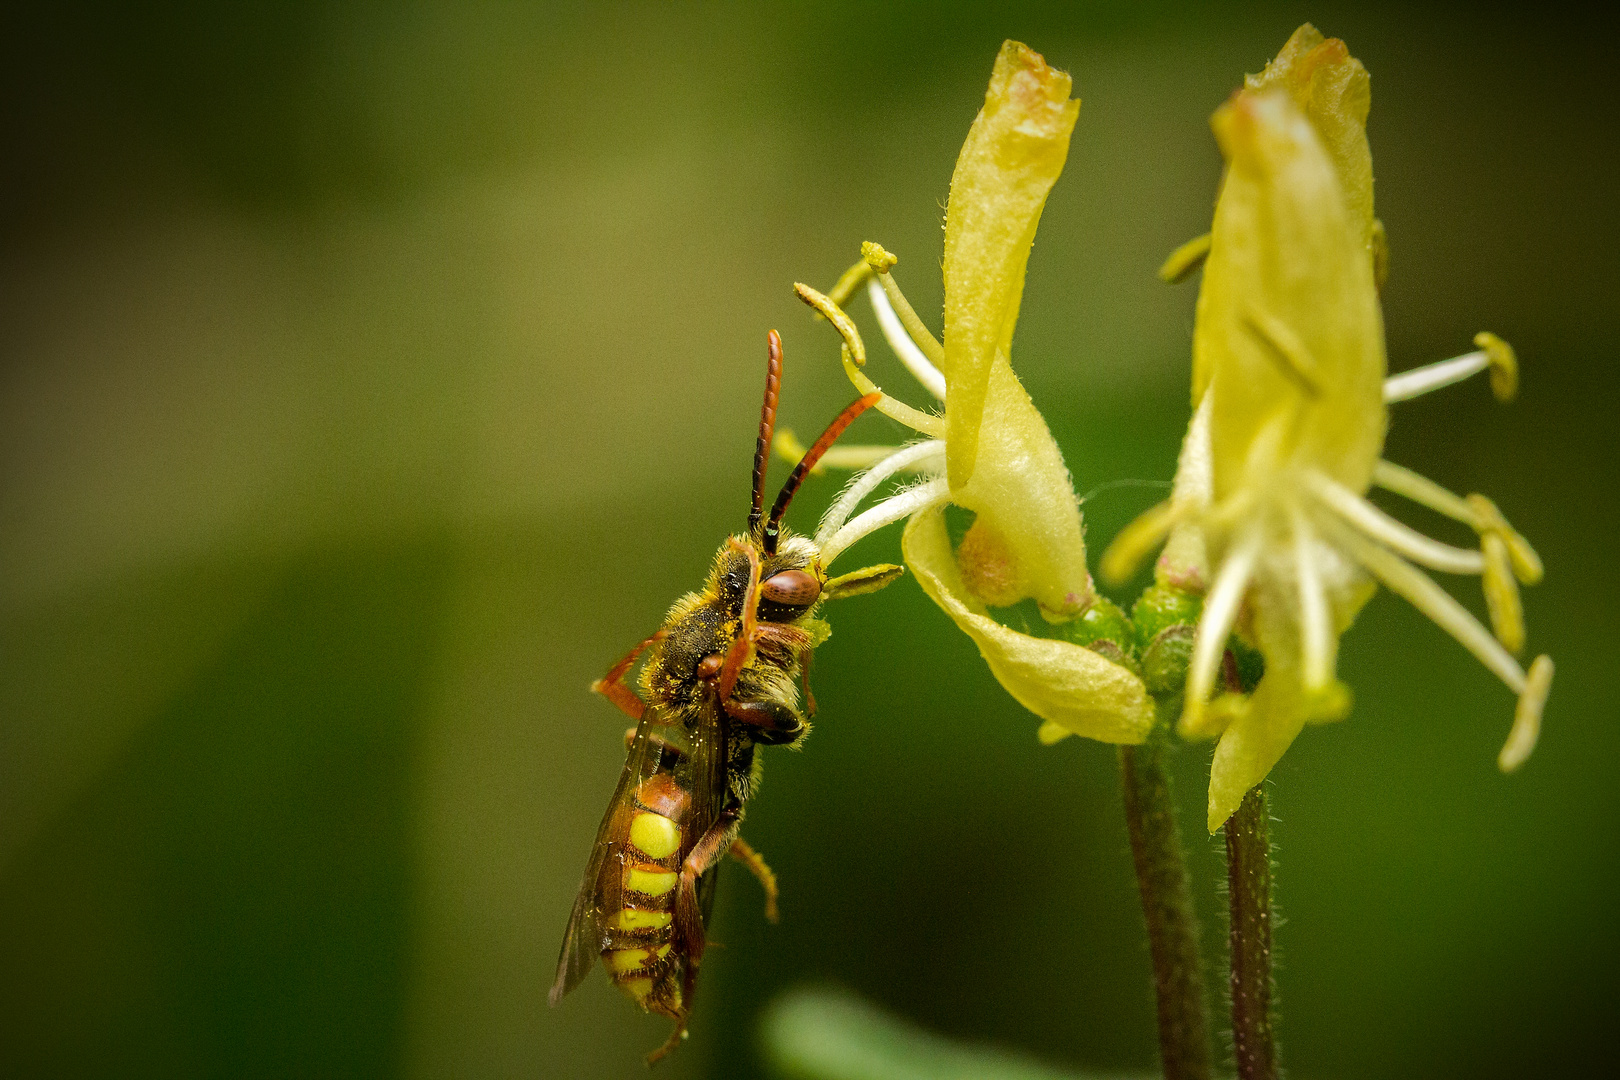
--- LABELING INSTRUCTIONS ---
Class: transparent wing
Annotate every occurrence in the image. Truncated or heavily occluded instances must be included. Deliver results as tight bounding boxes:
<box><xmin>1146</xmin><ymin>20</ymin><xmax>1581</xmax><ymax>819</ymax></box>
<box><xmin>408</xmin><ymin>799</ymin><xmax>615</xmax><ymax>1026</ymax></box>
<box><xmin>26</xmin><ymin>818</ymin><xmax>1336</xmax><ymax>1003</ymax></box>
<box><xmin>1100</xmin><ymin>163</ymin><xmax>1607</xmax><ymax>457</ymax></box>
<box><xmin>549</xmin><ymin>714</ymin><xmax>669</xmax><ymax>1005</ymax></box>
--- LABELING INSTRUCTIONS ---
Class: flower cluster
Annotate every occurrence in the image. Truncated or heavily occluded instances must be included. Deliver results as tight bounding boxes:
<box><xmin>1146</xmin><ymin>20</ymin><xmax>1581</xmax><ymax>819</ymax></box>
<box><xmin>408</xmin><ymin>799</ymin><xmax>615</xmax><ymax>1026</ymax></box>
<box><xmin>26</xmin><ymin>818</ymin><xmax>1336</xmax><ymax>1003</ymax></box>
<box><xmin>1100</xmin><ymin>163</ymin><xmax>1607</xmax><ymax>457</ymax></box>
<box><xmin>795</xmin><ymin>28</ymin><xmax>1550</xmax><ymax>832</ymax></box>
<box><xmin>1106</xmin><ymin>24</ymin><xmax>1552</xmax><ymax>829</ymax></box>
<box><xmin>794</xmin><ymin>41</ymin><xmax>1154</xmax><ymax>744</ymax></box>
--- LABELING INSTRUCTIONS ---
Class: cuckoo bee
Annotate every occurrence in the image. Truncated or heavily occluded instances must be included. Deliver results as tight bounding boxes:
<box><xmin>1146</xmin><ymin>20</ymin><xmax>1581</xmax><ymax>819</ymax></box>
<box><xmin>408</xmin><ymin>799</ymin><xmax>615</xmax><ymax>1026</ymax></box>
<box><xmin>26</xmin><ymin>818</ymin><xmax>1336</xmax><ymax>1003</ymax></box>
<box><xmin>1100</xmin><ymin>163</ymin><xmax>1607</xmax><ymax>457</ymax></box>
<box><xmin>550</xmin><ymin>330</ymin><xmax>903</xmax><ymax>1063</ymax></box>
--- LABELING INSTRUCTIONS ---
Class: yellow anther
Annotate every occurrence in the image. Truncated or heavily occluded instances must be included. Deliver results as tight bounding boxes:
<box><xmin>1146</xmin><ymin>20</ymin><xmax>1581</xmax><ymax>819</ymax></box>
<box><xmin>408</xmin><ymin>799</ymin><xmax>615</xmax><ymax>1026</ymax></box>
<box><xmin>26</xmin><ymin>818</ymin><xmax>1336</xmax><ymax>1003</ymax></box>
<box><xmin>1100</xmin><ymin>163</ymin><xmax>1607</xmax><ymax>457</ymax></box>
<box><xmin>861</xmin><ymin>241</ymin><xmax>898</xmax><ymax>273</ymax></box>
<box><xmin>1036</xmin><ymin>720</ymin><xmax>1072</xmax><ymax>744</ymax></box>
<box><xmin>823</xmin><ymin>563</ymin><xmax>905</xmax><ymax>600</ymax></box>
<box><xmin>795</xmin><ymin>283</ymin><xmax>866</xmax><ymax>365</ymax></box>
<box><xmin>1499</xmin><ymin>654</ymin><xmax>1553</xmax><ymax>773</ymax></box>
<box><xmin>1303</xmin><ymin>681</ymin><xmax>1354</xmax><ymax>725</ymax></box>
<box><xmin>773</xmin><ymin>430</ymin><xmax>818</xmax><ymax>472</ymax></box>
<box><xmin>1181</xmin><ymin>692</ymin><xmax>1246</xmax><ymax>740</ymax></box>
<box><xmin>608</xmin><ymin>908</ymin><xmax>673</xmax><ymax>931</ymax></box>
<box><xmin>627</xmin><ymin>867</ymin><xmax>678</xmax><ymax>896</ymax></box>
<box><xmin>1481</xmin><ymin>533</ymin><xmax>1526</xmax><ymax>654</ymax></box>
<box><xmin>1473</xmin><ymin>331</ymin><xmax>1518</xmax><ymax>402</ymax></box>
<box><xmin>629</xmin><ymin>812</ymin><xmax>681</xmax><ymax>859</ymax></box>
<box><xmin>826</xmin><ymin>259</ymin><xmax>874</xmax><ymax>309</ymax></box>
<box><xmin>1158</xmin><ymin>232</ymin><xmax>1212</xmax><ymax>284</ymax></box>
<box><xmin>1370</xmin><ymin>217</ymin><xmax>1389</xmax><ymax>289</ymax></box>
<box><xmin>839</xmin><ymin>347</ymin><xmax>946</xmax><ymax>437</ymax></box>
<box><xmin>1465</xmin><ymin>493</ymin><xmax>1543</xmax><ymax>584</ymax></box>
<box><xmin>774</xmin><ymin>430</ymin><xmax>909</xmax><ymax>474</ymax></box>
<box><xmin>604</xmin><ymin>948</ymin><xmax>649</xmax><ymax>974</ymax></box>
<box><xmin>1100</xmin><ymin>499</ymin><xmax>1182</xmax><ymax>586</ymax></box>
<box><xmin>867</xmin><ymin>247</ymin><xmax>946</xmax><ymax>365</ymax></box>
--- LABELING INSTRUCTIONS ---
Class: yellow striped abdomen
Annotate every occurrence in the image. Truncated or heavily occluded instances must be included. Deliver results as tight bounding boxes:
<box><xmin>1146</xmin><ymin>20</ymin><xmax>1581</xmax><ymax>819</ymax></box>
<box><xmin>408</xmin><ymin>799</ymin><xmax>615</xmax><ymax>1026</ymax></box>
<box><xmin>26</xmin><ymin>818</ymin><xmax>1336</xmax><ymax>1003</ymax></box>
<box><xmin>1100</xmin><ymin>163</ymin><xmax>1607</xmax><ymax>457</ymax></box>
<box><xmin>602</xmin><ymin>772</ymin><xmax>689</xmax><ymax>1016</ymax></box>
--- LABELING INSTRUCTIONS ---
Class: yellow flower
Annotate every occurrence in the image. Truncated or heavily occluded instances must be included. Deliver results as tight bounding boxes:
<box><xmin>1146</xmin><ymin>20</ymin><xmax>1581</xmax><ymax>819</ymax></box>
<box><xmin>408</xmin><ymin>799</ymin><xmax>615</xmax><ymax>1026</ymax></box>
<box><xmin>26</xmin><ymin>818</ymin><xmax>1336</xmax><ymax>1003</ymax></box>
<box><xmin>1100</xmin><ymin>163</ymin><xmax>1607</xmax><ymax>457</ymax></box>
<box><xmin>787</xmin><ymin>41</ymin><xmax>1153</xmax><ymax>744</ymax></box>
<box><xmin>1106</xmin><ymin>36</ymin><xmax>1552</xmax><ymax>831</ymax></box>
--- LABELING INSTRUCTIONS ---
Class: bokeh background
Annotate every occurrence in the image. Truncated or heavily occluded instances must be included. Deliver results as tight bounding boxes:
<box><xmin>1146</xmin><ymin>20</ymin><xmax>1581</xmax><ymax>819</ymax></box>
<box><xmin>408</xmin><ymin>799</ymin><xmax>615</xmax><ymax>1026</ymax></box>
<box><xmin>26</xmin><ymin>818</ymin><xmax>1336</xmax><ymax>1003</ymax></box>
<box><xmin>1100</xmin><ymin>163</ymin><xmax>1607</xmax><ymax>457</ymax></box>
<box><xmin>2</xmin><ymin>2</ymin><xmax>1615</xmax><ymax>1077</ymax></box>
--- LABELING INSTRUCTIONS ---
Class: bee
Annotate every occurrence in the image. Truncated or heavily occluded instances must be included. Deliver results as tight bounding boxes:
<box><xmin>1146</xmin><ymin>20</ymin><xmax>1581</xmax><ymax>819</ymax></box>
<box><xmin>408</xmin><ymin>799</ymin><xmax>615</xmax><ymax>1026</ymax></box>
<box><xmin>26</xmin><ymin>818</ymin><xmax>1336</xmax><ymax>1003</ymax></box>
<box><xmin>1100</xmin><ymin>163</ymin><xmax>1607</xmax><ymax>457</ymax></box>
<box><xmin>549</xmin><ymin>329</ymin><xmax>904</xmax><ymax>1063</ymax></box>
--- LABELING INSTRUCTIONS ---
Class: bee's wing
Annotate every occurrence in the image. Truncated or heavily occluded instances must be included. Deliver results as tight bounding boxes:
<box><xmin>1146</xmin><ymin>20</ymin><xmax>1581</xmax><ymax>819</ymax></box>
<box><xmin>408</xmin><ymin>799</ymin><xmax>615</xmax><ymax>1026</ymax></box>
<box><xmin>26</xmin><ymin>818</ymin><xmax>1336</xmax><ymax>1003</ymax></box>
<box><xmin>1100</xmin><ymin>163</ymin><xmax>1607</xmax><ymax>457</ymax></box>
<box><xmin>549</xmin><ymin>713</ymin><xmax>670</xmax><ymax>1005</ymax></box>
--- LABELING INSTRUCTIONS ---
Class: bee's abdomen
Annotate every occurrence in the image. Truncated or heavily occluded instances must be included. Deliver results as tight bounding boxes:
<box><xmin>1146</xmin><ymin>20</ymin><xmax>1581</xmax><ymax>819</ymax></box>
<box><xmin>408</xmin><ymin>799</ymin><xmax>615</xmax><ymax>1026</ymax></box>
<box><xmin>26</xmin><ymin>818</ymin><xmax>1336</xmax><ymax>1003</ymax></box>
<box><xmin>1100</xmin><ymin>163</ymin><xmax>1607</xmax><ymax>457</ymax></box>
<box><xmin>602</xmin><ymin>772</ymin><xmax>690</xmax><ymax>1012</ymax></box>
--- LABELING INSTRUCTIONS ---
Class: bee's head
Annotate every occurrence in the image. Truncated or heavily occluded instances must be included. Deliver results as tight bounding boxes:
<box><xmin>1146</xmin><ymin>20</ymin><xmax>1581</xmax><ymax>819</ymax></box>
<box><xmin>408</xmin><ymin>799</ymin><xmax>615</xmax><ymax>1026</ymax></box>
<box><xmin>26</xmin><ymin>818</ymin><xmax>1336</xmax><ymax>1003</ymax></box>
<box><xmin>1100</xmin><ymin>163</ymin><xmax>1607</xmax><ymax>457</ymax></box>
<box><xmin>715</xmin><ymin>534</ymin><xmax>824</xmax><ymax>625</ymax></box>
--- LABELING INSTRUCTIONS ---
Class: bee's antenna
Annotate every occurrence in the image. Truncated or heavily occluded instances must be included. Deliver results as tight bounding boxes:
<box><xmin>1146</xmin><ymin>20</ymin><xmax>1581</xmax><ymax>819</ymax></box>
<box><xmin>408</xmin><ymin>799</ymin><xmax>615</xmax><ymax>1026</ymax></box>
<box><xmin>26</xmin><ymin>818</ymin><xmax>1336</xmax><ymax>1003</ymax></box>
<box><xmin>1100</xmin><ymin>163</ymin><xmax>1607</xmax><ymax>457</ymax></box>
<box><xmin>763</xmin><ymin>392</ymin><xmax>882</xmax><ymax>554</ymax></box>
<box><xmin>749</xmin><ymin>330</ymin><xmax>784</xmax><ymax>537</ymax></box>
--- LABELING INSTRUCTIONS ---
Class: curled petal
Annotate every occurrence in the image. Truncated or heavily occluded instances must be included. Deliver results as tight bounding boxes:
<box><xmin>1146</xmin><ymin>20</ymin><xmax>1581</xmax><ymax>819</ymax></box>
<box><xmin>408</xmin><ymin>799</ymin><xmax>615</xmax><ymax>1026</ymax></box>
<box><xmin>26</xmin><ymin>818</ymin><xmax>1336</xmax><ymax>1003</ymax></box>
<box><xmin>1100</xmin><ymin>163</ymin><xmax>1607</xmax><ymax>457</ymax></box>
<box><xmin>1245</xmin><ymin>23</ymin><xmax>1375</xmax><ymax>256</ymax></box>
<box><xmin>943</xmin><ymin>40</ymin><xmax>1078</xmax><ymax>489</ymax></box>
<box><xmin>903</xmin><ymin>507</ymin><xmax>1153</xmax><ymax>744</ymax></box>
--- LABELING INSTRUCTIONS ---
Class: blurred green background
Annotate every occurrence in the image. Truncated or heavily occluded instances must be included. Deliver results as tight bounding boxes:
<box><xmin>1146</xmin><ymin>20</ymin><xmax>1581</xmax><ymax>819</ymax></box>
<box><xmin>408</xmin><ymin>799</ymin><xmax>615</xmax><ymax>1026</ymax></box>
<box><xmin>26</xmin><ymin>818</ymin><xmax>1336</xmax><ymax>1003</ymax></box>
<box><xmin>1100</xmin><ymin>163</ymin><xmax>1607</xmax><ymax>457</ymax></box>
<box><xmin>2</xmin><ymin>2</ymin><xmax>1615</xmax><ymax>1077</ymax></box>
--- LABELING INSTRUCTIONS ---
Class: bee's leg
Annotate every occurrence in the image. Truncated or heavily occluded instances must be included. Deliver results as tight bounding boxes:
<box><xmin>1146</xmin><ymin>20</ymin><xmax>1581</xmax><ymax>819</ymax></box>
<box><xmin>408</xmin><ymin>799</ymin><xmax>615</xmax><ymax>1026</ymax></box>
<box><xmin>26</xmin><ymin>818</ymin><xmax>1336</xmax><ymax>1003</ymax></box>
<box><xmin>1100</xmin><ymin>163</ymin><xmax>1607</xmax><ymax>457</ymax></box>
<box><xmin>591</xmin><ymin>630</ymin><xmax>667</xmax><ymax>721</ymax></box>
<box><xmin>800</xmin><ymin>649</ymin><xmax>817</xmax><ymax>717</ymax></box>
<box><xmin>724</xmin><ymin>698</ymin><xmax>807</xmax><ymax>746</ymax></box>
<box><xmin>645</xmin><ymin>1019</ymin><xmax>687</xmax><ymax>1066</ymax></box>
<box><xmin>728</xmin><ymin>836</ymin><xmax>780</xmax><ymax>922</ymax></box>
<box><xmin>674</xmin><ymin>808</ymin><xmax>742</xmax><ymax>966</ymax></box>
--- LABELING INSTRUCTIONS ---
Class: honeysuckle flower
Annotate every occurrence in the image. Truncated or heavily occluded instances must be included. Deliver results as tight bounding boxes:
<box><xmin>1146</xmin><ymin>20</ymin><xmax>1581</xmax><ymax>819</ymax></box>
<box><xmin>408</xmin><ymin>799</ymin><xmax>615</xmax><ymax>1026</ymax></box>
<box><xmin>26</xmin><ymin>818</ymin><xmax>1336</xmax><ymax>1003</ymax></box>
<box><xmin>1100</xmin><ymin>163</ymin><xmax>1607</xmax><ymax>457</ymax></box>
<box><xmin>784</xmin><ymin>41</ymin><xmax>1154</xmax><ymax>744</ymax></box>
<box><xmin>1105</xmin><ymin>50</ymin><xmax>1553</xmax><ymax>831</ymax></box>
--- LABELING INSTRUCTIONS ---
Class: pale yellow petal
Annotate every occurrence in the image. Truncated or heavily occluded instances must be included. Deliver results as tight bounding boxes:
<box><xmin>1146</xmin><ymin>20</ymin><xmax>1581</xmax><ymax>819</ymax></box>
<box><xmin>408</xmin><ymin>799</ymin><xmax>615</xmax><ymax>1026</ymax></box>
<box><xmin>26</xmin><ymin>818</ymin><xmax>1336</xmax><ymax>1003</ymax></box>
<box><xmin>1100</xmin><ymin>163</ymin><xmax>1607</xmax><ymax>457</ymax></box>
<box><xmin>1206</xmin><ymin>672</ymin><xmax>1308</xmax><ymax>832</ymax></box>
<box><xmin>942</xmin><ymin>40</ymin><xmax>1078</xmax><ymax>489</ymax></box>
<box><xmin>1245</xmin><ymin>24</ymin><xmax>1376</xmax><ymax>257</ymax></box>
<box><xmin>903</xmin><ymin>507</ymin><xmax>1153</xmax><ymax>744</ymax></box>
<box><xmin>1198</xmin><ymin>89</ymin><xmax>1386</xmax><ymax>500</ymax></box>
<box><xmin>950</xmin><ymin>355</ymin><xmax>1094</xmax><ymax>618</ymax></box>
<box><xmin>1156</xmin><ymin>391</ymin><xmax>1215</xmax><ymax>593</ymax></box>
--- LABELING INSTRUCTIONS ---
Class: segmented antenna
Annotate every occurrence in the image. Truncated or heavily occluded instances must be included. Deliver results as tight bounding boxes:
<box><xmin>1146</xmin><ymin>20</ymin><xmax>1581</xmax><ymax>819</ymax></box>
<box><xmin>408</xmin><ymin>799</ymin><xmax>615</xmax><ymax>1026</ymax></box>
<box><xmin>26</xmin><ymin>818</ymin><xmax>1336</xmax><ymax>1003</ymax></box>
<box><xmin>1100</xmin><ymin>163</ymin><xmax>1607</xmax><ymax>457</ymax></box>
<box><xmin>763</xmin><ymin>392</ymin><xmax>882</xmax><ymax>554</ymax></box>
<box><xmin>749</xmin><ymin>330</ymin><xmax>784</xmax><ymax>537</ymax></box>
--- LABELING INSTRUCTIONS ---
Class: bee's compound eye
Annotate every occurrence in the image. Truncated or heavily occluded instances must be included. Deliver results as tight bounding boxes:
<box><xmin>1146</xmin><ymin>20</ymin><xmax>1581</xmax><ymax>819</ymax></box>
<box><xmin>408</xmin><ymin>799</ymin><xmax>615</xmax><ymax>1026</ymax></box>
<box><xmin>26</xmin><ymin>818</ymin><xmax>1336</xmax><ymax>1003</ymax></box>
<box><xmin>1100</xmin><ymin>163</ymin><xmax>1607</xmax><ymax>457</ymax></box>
<box><xmin>760</xmin><ymin>569</ymin><xmax>821</xmax><ymax>607</ymax></box>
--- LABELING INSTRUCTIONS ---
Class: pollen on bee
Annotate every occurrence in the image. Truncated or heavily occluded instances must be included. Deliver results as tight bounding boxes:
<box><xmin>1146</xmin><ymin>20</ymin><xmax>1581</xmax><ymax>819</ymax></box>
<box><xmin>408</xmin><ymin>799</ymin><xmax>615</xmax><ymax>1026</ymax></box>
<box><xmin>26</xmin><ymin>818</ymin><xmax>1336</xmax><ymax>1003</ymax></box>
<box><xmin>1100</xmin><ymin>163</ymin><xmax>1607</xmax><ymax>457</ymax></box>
<box><xmin>629</xmin><ymin>811</ymin><xmax>682</xmax><ymax>859</ymax></box>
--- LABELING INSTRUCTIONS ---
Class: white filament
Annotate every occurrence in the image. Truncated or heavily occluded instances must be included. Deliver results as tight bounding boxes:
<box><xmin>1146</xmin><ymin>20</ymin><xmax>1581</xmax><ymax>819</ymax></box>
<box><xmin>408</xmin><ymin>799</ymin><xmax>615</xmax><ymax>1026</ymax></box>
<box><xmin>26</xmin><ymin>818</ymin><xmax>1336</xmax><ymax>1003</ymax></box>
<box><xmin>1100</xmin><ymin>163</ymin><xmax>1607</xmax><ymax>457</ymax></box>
<box><xmin>815</xmin><ymin>440</ymin><xmax>945</xmax><ymax>548</ymax></box>
<box><xmin>1306</xmin><ymin>471</ymin><xmax>1486</xmax><ymax>576</ymax></box>
<box><xmin>819</xmin><ymin>477</ymin><xmax>951</xmax><ymax>568</ymax></box>
<box><xmin>1383</xmin><ymin>350</ymin><xmax>1489</xmax><ymax>403</ymax></box>
<box><xmin>867</xmin><ymin>278</ymin><xmax>947</xmax><ymax>401</ymax></box>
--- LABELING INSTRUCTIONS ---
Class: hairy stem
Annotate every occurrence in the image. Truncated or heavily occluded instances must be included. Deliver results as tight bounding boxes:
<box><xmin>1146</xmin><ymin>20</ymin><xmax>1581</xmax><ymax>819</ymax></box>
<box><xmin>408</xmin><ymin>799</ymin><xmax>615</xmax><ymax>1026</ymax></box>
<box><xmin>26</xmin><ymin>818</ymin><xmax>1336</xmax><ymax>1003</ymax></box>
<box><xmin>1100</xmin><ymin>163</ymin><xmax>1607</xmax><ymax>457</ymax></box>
<box><xmin>1119</xmin><ymin>709</ymin><xmax>1212</xmax><ymax>1080</ymax></box>
<box><xmin>1225</xmin><ymin>785</ymin><xmax>1276</xmax><ymax>1080</ymax></box>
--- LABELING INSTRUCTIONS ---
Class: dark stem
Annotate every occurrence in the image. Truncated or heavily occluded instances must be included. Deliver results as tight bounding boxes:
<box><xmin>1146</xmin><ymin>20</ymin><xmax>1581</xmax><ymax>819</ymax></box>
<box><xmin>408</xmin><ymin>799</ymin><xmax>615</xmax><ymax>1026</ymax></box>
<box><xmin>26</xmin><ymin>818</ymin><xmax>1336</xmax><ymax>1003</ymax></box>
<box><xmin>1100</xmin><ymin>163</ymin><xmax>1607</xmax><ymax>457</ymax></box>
<box><xmin>1225</xmin><ymin>784</ymin><xmax>1276</xmax><ymax>1080</ymax></box>
<box><xmin>1119</xmin><ymin>712</ymin><xmax>1212</xmax><ymax>1080</ymax></box>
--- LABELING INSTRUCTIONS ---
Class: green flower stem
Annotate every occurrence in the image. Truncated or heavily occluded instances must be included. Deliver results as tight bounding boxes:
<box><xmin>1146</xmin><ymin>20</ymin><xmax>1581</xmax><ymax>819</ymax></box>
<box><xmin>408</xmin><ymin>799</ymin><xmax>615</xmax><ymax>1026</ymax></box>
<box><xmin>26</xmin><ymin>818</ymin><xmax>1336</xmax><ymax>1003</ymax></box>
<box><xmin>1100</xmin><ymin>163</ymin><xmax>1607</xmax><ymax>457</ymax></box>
<box><xmin>1119</xmin><ymin>701</ymin><xmax>1212</xmax><ymax>1080</ymax></box>
<box><xmin>1225</xmin><ymin>785</ymin><xmax>1276</xmax><ymax>1080</ymax></box>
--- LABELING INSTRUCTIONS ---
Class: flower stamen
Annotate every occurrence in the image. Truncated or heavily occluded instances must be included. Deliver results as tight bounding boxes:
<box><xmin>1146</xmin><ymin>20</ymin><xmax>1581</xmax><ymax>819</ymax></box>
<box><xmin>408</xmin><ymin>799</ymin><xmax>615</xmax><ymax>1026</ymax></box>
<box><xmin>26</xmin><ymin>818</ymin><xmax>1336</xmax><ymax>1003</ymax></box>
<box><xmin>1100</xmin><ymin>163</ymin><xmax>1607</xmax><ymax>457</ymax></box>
<box><xmin>1182</xmin><ymin>528</ymin><xmax>1263</xmax><ymax>738</ymax></box>
<box><xmin>794</xmin><ymin>283</ymin><xmax>945</xmax><ymax>438</ymax></box>
<box><xmin>819</xmin><ymin>476</ymin><xmax>951</xmax><ymax>568</ymax></box>
<box><xmin>1290</xmin><ymin>506</ymin><xmax>1334</xmax><ymax>690</ymax></box>
<box><xmin>772</xmin><ymin>430</ymin><xmax>908</xmax><ymax>474</ymax></box>
<box><xmin>1382</xmin><ymin>332</ymin><xmax>1518</xmax><ymax>404</ymax></box>
<box><xmin>1304</xmin><ymin>470</ymin><xmax>1487</xmax><ymax>575</ymax></box>
<box><xmin>1499</xmin><ymin>654</ymin><xmax>1553</xmax><ymax>772</ymax></box>
<box><xmin>816</xmin><ymin>440</ymin><xmax>946</xmax><ymax>548</ymax></box>
<box><xmin>1321</xmin><ymin>514</ymin><xmax>1525</xmax><ymax>692</ymax></box>
<box><xmin>867</xmin><ymin>278</ymin><xmax>947</xmax><ymax>401</ymax></box>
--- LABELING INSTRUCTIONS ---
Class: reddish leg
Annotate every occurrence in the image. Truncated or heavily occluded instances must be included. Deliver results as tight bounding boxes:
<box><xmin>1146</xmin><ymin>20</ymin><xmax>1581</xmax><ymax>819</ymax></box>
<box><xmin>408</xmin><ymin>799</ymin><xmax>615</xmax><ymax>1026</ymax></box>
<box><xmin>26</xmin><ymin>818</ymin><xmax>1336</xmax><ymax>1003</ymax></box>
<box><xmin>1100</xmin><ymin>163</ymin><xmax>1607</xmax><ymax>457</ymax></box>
<box><xmin>673</xmin><ymin>808</ymin><xmax>742</xmax><ymax>969</ymax></box>
<box><xmin>728</xmin><ymin>836</ymin><xmax>780</xmax><ymax>922</ymax></box>
<box><xmin>715</xmin><ymin>540</ymin><xmax>762</xmax><ymax>702</ymax></box>
<box><xmin>591</xmin><ymin>630</ymin><xmax>667</xmax><ymax>721</ymax></box>
<box><xmin>645</xmin><ymin>1021</ymin><xmax>687</xmax><ymax>1067</ymax></box>
<box><xmin>800</xmin><ymin>648</ymin><xmax>817</xmax><ymax>717</ymax></box>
